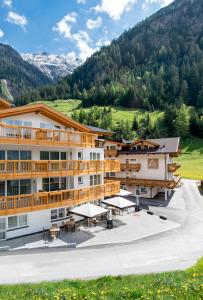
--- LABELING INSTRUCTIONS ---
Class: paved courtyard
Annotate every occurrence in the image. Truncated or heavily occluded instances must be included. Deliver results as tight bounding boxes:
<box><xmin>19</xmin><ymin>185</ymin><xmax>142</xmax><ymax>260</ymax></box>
<box><xmin>0</xmin><ymin>179</ymin><xmax>203</xmax><ymax>284</ymax></box>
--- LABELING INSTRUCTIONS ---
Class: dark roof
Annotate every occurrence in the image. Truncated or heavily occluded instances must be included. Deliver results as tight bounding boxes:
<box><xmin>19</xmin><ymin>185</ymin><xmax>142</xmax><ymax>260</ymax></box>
<box><xmin>119</xmin><ymin>137</ymin><xmax>180</xmax><ymax>155</ymax></box>
<box><xmin>86</xmin><ymin>125</ymin><xmax>114</xmax><ymax>135</ymax></box>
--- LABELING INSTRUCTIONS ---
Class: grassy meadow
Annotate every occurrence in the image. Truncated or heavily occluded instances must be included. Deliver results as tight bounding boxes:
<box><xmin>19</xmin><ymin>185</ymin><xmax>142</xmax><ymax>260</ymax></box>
<box><xmin>39</xmin><ymin>100</ymin><xmax>203</xmax><ymax>180</ymax></box>
<box><xmin>0</xmin><ymin>258</ymin><xmax>202</xmax><ymax>299</ymax></box>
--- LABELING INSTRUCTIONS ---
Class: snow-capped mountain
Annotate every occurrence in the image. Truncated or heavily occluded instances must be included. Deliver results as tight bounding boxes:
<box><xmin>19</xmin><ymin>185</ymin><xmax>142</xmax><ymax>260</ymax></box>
<box><xmin>21</xmin><ymin>52</ymin><xmax>82</xmax><ymax>81</ymax></box>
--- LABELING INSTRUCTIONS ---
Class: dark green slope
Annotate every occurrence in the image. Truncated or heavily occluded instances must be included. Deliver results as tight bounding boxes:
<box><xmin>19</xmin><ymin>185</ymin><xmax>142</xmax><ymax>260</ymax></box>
<box><xmin>0</xmin><ymin>43</ymin><xmax>52</xmax><ymax>100</ymax></box>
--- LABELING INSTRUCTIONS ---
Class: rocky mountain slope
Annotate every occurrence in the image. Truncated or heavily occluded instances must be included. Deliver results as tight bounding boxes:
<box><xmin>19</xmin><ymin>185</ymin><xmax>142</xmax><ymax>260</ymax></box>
<box><xmin>21</xmin><ymin>52</ymin><xmax>82</xmax><ymax>81</ymax></box>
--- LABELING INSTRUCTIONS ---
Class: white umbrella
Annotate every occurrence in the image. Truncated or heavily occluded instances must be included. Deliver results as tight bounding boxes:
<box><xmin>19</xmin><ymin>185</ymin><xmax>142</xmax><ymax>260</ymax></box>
<box><xmin>116</xmin><ymin>189</ymin><xmax>132</xmax><ymax>196</ymax></box>
<box><xmin>69</xmin><ymin>203</ymin><xmax>108</xmax><ymax>218</ymax></box>
<box><xmin>102</xmin><ymin>196</ymin><xmax>135</xmax><ymax>209</ymax></box>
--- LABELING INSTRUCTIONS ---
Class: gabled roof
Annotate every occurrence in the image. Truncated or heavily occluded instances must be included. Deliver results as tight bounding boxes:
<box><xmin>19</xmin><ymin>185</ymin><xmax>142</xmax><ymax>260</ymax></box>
<box><xmin>105</xmin><ymin>140</ymin><xmax>126</xmax><ymax>146</ymax></box>
<box><xmin>130</xmin><ymin>138</ymin><xmax>160</xmax><ymax>148</ymax></box>
<box><xmin>86</xmin><ymin>125</ymin><xmax>114</xmax><ymax>136</ymax></box>
<box><xmin>0</xmin><ymin>103</ymin><xmax>92</xmax><ymax>133</ymax></box>
<box><xmin>0</xmin><ymin>98</ymin><xmax>12</xmax><ymax>109</ymax></box>
<box><xmin>119</xmin><ymin>137</ymin><xmax>180</xmax><ymax>155</ymax></box>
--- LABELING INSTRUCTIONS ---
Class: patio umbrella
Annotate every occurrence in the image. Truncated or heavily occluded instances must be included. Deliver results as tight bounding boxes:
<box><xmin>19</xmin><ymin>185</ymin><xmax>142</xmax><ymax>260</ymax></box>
<box><xmin>102</xmin><ymin>196</ymin><xmax>135</xmax><ymax>210</ymax></box>
<box><xmin>69</xmin><ymin>203</ymin><xmax>108</xmax><ymax>218</ymax></box>
<box><xmin>116</xmin><ymin>189</ymin><xmax>132</xmax><ymax>197</ymax></box>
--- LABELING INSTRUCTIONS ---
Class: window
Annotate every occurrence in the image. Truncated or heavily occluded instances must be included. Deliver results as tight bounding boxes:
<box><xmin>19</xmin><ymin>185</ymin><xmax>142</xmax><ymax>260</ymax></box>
<box><xmin>50</xmin><ymin>152</ymin><xmax>59</xmax><ymax>160</ymax></box>
<box><xmin>78</xmin><ymin>176</ymin><xmax>83</xmax><ymax>185</ymax></box>
<box><xmin>42</xmin><ymin>177</ymin><xmax>66</xmax><ymax>192</ymax></box>
<box><xmin>148</xmin><ymin>159</ymin><xmax>159</xmax><ymax>169</ymax></box>
<box><xmin>0</xmin><ymin>181</ymin><xmax>5</xmax><ymax>196</ymax></box>
<box><xmin>0</xmin><ymin>151</ymin><xmax>5</xmax><ymax>160</ymax></box>
<box><xmin>7</xmin><ymin>179</ymin><xmax>32</xmax><ymax>196</ymax></box>
<box><xmin>61</xmin><ymin>152</ymin><xmax>66</xmax><ymax>160</ymax></box>
<box><xmin>20</xmin><ymin>151</ymin><xmax>31</xmax><ymax>160</ymax></box>
<box><xmin>90</xmin><ymin>175</ymin><xmax>101</xmax><ymax>186</ymax></box>
<box><xmin>90</xmin><ymin>152</ymin><xmax>100</xmax><ymax>160</ymax></box>
<box><xmin>51</xmin><ymin>207</ymin><xmax>67</xmax><ymax>221</ymax></box>
<box><xmin>40</xmin><ymin>151</ymin><xmax>49</xmax><ymax>160</ymax></box>
<box><xmin>110</xmin><ymin>172</ymin><xmax>115</xmax><ymax>177</ymax></box>
<box><xmin>97</xmin><ymin>153</ymin><xmax>100</xmax><ymax>160</ymax></box>
<box><xmin>5</xmin><ymin>119</ymin><xmax>32</xmax><ymax>127</ymax></box>
<box><xmin>7</xmin><ymin>150</ymin><xmax>19</xmax><ymax>160</ymax></box>
<box><xmin>8</xmin><ymin>214</ymin><xmax>28</xmax><ymax>230</ymax></box>
<box><xmin>40</xmin><ymin>122</ymin><xmax>54</xmax><ymax>129</ymax></box>
<box><xmin>78</xmin><ymin>152</ymin><xmax>83</xmax><ymax>160</ymax></box>
<box><xmin>140</xmin><ymin>187</ymin><xmax>148</xmax><ymax>194</ymax></box>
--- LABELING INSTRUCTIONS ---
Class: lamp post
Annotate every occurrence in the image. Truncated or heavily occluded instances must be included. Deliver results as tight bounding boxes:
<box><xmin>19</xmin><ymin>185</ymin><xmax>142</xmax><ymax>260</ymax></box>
<box><xmin>135</xmin><ymin>190</ymin><xmax>140</xmax><ymax>212</ymax></box>
<box><xmin>107</xmin><ymin>208</ymin><xmax>113</xmax><ymax>229</ymax></box>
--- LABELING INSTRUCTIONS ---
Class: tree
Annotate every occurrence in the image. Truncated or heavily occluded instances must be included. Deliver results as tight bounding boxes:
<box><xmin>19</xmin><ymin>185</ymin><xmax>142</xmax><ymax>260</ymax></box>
<box><xmin>173</xmin><ymin>105</ymin><xmax>189</xmax><ymax>137</ymax></box>
<box><xmin>132</xmin><ymin>114</ymin><xmax>139</xmax><ymax>131</ymax></box>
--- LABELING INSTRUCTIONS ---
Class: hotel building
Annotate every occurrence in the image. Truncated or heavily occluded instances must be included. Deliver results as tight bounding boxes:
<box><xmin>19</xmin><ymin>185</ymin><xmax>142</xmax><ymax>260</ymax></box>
<box><xmin>0</xmin><ymin>99</ymin><xmax>120</xmax><ymax>241</ymax></box>
<box><xmin>105</xmin><ymin>138</ymin><xmax>181</xmax><ymax>200</ymax></box>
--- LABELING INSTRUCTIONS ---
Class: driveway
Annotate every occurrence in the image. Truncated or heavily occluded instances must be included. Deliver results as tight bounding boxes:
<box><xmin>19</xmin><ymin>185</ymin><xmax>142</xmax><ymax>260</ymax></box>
<box><xmin>0</xmin><ymin>179</ymin><xmax>203</xmax><ymax>284</ymax></box>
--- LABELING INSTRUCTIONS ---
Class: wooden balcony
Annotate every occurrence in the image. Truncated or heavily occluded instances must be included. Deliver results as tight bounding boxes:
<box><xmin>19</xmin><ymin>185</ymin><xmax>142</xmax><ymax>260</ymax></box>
<box><xmin>106</xmin><ymin>176</ymin><xmax>181</xmax><ymax>189</ymax></box>
<box><xmin>0</xmin><ymin>123</ymin><xmax>96</xmax><ymax>148</ymax></box>
<box><xmin>0</xmin><ymin>181</ymin><xmax>120</xmax><ymax>216</ymax></box>
<box><xmin>120</xmin><ymin>163</ymin><xmax>141</xmax><ymax>172</ymax></box>
<box><xmin>168</xmin><ymin>163</ymin><xmax>181</xmax><ymax>173</ymax></box>
<box><xmin>104</xmin><ymin>150</ymin><xmax>118</xmax><ymax>157</ymax></box>
<box><xmin>0</xmin><ymin>159</ymin><xmax>120</xmax><ymax>180</ymax></box>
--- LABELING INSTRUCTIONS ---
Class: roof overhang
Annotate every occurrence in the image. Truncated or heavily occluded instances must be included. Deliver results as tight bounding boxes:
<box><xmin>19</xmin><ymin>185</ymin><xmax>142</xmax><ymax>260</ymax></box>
<box><xmin>0</xmin><ymin>98</ymin><xmax>12</xmax><ymax>109</ymax></box>
<box><xmin>0</xmin><ymin>103</ymin><xmax>92</xmax><ymax>133</ymax></box>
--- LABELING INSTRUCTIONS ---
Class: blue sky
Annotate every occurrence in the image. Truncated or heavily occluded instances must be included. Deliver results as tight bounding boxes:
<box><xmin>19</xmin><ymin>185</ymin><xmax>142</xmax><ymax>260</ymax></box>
<box><xmin>0</xmin><ymin>0</ymin><xmax>173</xmax><ymax>60</ymax></box>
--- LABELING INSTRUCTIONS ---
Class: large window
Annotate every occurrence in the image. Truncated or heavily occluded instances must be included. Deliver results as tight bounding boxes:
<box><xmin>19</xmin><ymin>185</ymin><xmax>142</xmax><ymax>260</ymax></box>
<box><xmin>40</xmin><ymin>151</ymin><xmax>66</xmax><ymax>160</ymax></box>
<box><xmin>90</xmin><ymin>152</ymin><xmax>100</xmax><ymax>160</ymax></box>
<box><xmin>5</xmin><ymin>119</ymin><xmax>32</xmax><ymax>127</ymax></box>
<box><xmin>7</xmin><ymin>179</ymin><xmax>31</xmax><ymax>196</ymax></box>
<box><xmin>42</xmin><ymin>177</ymin><xmax>67</xmax><ymax>192</ymax></box>
<box><xmin>7</xmin><ymin>150</ymin><xmax>31</xmax><ymax>160</ymax></box>
<box><xmin>90</xmin><ymin>175</ymin><xmax>101</xmax><ymax>186</ymax></box>
<box><xmin>0</xmin><ymin>151</ymin><xmax>5</xmax><ymax>160</ymax></box>
<box><xmin>0</xmin><ymin>181</ymin><xmax>5</xmax><ymax>196</ymax></box>
<box><xmin>8</xmin><ymin>214</ymin><xmax>28</xmax><ymax>230</ymax></box>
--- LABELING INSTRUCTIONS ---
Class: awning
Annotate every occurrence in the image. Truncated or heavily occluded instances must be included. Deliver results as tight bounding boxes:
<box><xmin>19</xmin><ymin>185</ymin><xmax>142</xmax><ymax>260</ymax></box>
<box><xmin>102</xmin><ymin>196</ymin><xmax>135</xmax><ymax>209</ymax></box>
<box><xmin>116</xmin><ymin>189</ymin><xmax>132</xmax><ymax>196</ymax></box>
<box><xmin>69</xmin><ymin>203</ymin><xmax>109</xmax><ymax>218</ymax></box>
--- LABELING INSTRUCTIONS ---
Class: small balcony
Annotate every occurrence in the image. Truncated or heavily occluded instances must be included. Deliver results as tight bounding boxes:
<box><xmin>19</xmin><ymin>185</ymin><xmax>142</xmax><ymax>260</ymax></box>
<box><xmin>120</xmin><ymin>163</ymin><xmax>141</xmax><ymax>172</ymax></box>
<box><xmin>168</xmin><ymin>163</ymin><xmax>181</xmax><ymax>173</ymax></box>
<box><xmin>0</xmin><ymin>160</ymin><xmax>120</xmax><ymax>180</ymax></box>
<box><xmin>104</xmin><ymin>150</ymin><xmax>118</xmax><ymax>157</ymax></box>
<box><xmin>0</xmin><ymin>181</ymin><xmax>120</xmax><ymax>216</ymax></box>
<box><xmin>0</xmin><ymin>123</ymin><xmax>96</xmax><ymax>148</ymax></box>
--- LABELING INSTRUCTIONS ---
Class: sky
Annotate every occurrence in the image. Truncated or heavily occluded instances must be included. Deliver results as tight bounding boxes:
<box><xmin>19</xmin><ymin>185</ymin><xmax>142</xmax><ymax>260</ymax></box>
<box><xmin>0</xmin><ymin>0</ymin><xmax>174</xmax><ymax>61</ymax></box>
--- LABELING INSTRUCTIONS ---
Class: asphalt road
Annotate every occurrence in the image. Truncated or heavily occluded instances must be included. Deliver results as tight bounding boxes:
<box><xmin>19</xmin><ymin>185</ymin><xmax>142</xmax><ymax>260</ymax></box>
<box><xmin>0</xmin><ymin>179</ymin><xmax>203</xmax><ymax>284</ymax></box>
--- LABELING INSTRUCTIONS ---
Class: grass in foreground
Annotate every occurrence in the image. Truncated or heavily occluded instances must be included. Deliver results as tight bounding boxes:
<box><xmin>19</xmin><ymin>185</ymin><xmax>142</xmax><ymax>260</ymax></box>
<box><xmin>0</xmin><ymin>258</ymin><xmax>203</xmax><ymax>300</ymax></box>
<box><xmin>36</xmin><ymin>100</ymin><xmax>203</xmax><ymax>180</ymax></box>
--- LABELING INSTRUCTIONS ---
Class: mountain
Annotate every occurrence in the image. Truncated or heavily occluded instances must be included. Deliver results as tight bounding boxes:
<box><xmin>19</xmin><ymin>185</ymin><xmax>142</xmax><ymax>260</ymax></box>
<box><xmin>21</xmin><ymin>52</ymin><xmax>82</xmax><ymax>81</ymax></box>
<box><xmin>21</xmin><ymin>0</ymin><xmax>203</xmax><ymax>110</ymax></box>
<box><xmin>0</xmin><ymin>43</ymin><xmax>52</xmax><ymax>100</ymax></box>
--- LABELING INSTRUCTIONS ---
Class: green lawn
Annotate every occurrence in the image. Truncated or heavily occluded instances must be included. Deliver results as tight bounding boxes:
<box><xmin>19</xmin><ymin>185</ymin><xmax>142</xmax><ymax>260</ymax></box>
<box><xmin>38</xmin><ymin>99</ymin><xmax>203</xmax><ymax>180</ymax></box>
<box><xmin>176</xmin><ymin>136</ymin><xmax>203</xmax><ymax>180</ymax></box>
<box><xmin>0</xmin><ymin>258</ymin><xmax>202</xmax><ymax>300</ymax></box>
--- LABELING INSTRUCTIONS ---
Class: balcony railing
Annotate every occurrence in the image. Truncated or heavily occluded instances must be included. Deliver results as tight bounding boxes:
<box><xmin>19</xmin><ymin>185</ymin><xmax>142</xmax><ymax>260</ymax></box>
<box><xmin>105</xmin><ymin>176</ymin><xmax>181</xmax><ymax>189</ymax></box>
<box><xmin>0</xmin><ymin>160</ymin><xmax>120</xmax><ymax>179</ymax></box>
<box><xmin>104</xmin><ymin>149</ymin><xmax>118</xmax><ymax>157</ymax></box>
<box><xmin>0</xmin><ymin>181</ymin><xmax>120</xmax><ymax>216</ymax></box>
<box><xmin>120</xmin><ymin>163</ymin><xmax>141</xmax><ymax>172</ymax></box>
<box><xmin>0</xmin><ymin>123</ymin><xmax>96</xmax><ymax>147</ymax></box>
<box><xmin>168</xmin><ymin>163</ymin><xmax>181</xmax><ymax>173</ymax></box>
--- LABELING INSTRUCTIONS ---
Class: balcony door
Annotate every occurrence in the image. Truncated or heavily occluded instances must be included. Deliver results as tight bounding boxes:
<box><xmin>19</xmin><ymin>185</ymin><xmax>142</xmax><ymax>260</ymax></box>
<box><xmin>0</xmin><ymin>218</ymin><xmax>6</xmax><ymax>241</ymax></box>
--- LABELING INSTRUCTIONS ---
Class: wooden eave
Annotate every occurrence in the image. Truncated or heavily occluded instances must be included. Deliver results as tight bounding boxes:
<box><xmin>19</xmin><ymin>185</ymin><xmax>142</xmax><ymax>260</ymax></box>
<box><xmin>105</xmin><ymin>140</ymin><xmax>126</xmax><ymax>146</ymax></box>
<box><xmin>129</xmin><ymin>138</ymin><xmax>160</xmax><ymax>148</ymax></box>
<box><xmin>0</xmin><ymin>98</ymin><xmax>12</xmax><ymax>109</ymax></box>
<box><xmin>0</xmin><ymin>103</ymin><xmax>92</xmax><ymax>133</ymax></box>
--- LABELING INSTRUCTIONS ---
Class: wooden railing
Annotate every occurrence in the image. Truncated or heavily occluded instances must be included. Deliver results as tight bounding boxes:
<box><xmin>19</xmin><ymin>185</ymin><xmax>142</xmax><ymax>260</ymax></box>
<box><xmin>104</xmin><ymin>150</ymin><xmax>118</xmax><ymax>157</ymax></box>
<box><xmin>168</xmin><ymin>163</ymin><xmax>181</xmax><ymax>173</ymax></box>
<box><xmin>0</xmin><ymin>160</ymin><xmax>120</xmax><ymax>179</ymax></box>
<box><xmin>105</xmin><ymin>176</ymin><xmax>181</xmax><ymax>189</ymax></box>
<box><xmin>0</xmin><ymin>181</ymin><xmax>120</xmax><ymax>216</ymax></box>
<box><xmin>120</xmin><ymin>163</ymin><xmax>141</xmax><ymax>172</ymax></box>
<box><xmin>0</xmin><ymin>123</ymin><xmax>96</xmax><ymax>147</ymax></box>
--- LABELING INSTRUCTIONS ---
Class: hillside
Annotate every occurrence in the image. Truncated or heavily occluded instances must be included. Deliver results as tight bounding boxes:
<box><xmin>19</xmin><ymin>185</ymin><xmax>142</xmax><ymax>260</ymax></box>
<box><xmin>21</xmin><ymin>0</ymin><xmax>203</xmax><ymax>111</ymax></box>
<box><xmin>39</xmin><ymin>100</ymin><xmax>203</xmax><ymax>180</ymax></box>
<box><xmin>0</xmin><ymin>43</ymin><xmax>52</xmax><ymax>100</ymax></box>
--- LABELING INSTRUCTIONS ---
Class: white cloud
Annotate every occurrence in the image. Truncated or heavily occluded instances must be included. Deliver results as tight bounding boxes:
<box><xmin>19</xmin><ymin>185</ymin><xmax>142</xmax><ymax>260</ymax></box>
<box><xmin>73</xmin><ymin>31</ymin><xmax>96</xmax><ymax>61</ymax></box>
<box><xmin>77</xmin><ymin>0</ymin><xmax>86</xmax><ymax>3</ymax></box>
<box><xmin>0</xmin><ymin>28</ymin><xmax>4</xmax><ymax>38</ymax></box>
<box><xmin>143</xmin><ymin>0</ymin><xmax>173</xmax><ymax>8</ymax></box>
<box><xmin>6</xmin><ymin>11</ymin><xmax>28</xmax><ymax>29</ymax></box>
<box><xmin>86</xmin><ymin>17</ymin><xmax>102</xmax><ymax>29</ymax></box>
<box><xmin>54</xmin><ymin>13</ymin><xmax>96</xmax><ymax>61</ymax></box>
<box><xmin>53</xmin><ymin>12</ymin><xmax>77</xmax><ymax>39</ymax></box>
<box><xmin>3</xmin><ymin>0</ymin><xmax>12</xmax><ymax>7</ymax></box>
<box><xmin>96</xmin><ymin>38</ymin><xmax>110</xmax><ymax>47</ymax></box>
<box><xmin>93</xmin><ymin>0</ymin><xmax>137</xmax><ymax>20</ymax></box>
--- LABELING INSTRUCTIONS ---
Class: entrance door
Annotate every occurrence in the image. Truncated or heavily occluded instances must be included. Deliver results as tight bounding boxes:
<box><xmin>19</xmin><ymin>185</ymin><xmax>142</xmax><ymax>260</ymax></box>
<box><xmin>0</xmin><ymin>218</ymin><xmax>6</xmax><ymax>241</ymax></box>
